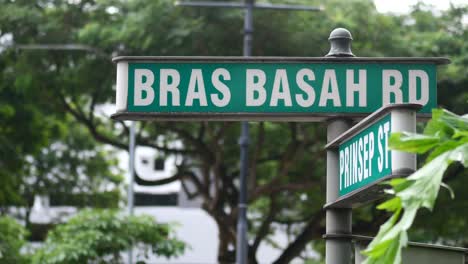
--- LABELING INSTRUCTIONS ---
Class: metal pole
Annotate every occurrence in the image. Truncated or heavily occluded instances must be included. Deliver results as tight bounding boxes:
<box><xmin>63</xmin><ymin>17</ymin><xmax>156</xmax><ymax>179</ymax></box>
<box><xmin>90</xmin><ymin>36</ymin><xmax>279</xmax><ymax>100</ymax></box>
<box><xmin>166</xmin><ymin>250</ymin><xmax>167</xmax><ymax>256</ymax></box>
<box><xmin>128</xmin><ymin>121</ymin><xmax>136</xmax><ymax>264</ymax></box>
<box><xmin>236</xmin><ymin>1</ymin><xmax>253</xmax><ymax>263</ymax></box>
<box><xmin>325</xmin><ymin>28</ymin><xmax>355</xmax><ymax>264</ymax></box>
<box><xmin>325</xmin><ymin>120</ymin><xmax>352</xmax><ymax>264</ymax></box>
<box><xmin>243</xmin><ymin>0</ymin><xmax>254</xmax><ymax>57</ymax></box>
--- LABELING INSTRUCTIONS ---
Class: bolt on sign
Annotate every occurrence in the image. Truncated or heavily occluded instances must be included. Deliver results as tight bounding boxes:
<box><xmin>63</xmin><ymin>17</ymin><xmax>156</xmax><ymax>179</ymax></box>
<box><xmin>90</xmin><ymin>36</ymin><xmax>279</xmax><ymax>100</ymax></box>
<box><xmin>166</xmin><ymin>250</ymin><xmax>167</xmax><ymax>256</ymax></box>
<box><xmin>324</xmin><ymin>104</ymin><xmax>422</xmax><ymax>208</ymax></box>
<box><xmin>111</xmin><ymin>57</ymin><xmax>448</xmax><ymax>121</ymax></box>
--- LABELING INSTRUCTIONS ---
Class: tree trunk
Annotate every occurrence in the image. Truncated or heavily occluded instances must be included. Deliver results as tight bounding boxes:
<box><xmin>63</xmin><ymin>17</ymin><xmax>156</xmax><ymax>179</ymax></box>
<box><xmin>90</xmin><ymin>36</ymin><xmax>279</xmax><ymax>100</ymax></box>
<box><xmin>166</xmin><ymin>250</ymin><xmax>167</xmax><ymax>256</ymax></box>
<box><xmin>214</xmin><ymin>215</ymin><xmax>236</xmax><ymax>264</ymax></box>
<box><xmin>248</xmin><ymin>245</ymin><xmax>259</xmax><ymax>264</ymax></box>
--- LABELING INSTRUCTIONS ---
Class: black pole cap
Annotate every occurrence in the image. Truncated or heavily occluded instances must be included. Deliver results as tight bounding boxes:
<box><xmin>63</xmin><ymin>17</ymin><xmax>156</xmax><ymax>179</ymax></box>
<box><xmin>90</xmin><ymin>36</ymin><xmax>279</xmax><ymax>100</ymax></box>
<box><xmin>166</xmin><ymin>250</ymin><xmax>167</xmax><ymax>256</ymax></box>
<box><xmin>326</xmin><ymin>28</ymin><xmax>355</xmax><ymax>57</ymax></box>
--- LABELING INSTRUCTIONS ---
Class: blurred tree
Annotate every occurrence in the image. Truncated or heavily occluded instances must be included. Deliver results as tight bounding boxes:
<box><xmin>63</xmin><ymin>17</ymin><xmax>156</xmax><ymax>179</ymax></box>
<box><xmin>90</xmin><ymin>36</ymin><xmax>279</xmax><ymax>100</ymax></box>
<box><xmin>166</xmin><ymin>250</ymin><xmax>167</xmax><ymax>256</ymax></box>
<box><xmin>0</xmin><ymin>215</ymin><xmax>29</xmax><ymax>264</ymax></box>
<box><xmin>19</xmin><ymin>120</ymin><xmax>123</xmax><ymax>228</ymax></box>
<box><xmin>0</xmin><ymin>0</ymin><xmax>124</xmax><ymax>245</ymax></box>
<box><xmin>0</xmin><ymin>210</ymin><xmax>185</xmax><ymax>264</ymax></box>
<box><xmin>31</xmin><ymin>209</ymin><xmax>185</xmax><ymax>264</ymax></box>
<box><xmin>0</xmin><ymin>44</ymin><xmax>123</xmax><ymax>216</ymax></box>
<box><xmin>0</xmin><ymin>41</ymin><xmax>60</xmax><ymax>208</ymax></box>
<box><xmin>0</xmin><ymin>0</ymin><xmax>467</xmax><ymax>263</ymax></box>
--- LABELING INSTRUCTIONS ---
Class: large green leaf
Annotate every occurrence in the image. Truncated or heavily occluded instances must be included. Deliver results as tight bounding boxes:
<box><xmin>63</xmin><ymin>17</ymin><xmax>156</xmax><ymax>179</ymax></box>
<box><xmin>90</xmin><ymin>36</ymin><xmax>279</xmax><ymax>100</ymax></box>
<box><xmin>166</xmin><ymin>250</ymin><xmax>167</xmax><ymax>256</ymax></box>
<box><xmin>389</xmin><ymin>132</ymin><xmax>439</xmax><ymax>154</ymax></box>
<box><xmin>363</xmin><ymin>109</ymin><xmax>468</xmax><ymax>264</ymax></box>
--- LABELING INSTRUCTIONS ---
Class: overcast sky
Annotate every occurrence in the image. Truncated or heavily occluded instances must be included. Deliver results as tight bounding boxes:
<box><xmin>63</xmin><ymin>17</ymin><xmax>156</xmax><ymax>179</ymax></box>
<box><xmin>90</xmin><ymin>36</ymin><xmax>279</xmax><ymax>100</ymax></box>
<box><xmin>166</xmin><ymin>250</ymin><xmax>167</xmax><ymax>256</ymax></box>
<box><xmin>374</xmin><ymin>0</ymin><xmax>468</xmax><ymax>13</ymax></box>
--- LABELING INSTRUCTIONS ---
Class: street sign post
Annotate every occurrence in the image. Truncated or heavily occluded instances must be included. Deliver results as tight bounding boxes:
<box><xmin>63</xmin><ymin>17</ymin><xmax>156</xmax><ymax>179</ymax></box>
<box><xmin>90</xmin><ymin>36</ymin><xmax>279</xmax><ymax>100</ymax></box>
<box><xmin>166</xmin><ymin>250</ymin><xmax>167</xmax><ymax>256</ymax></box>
<box><xmin>112</xmin><ymin>57</ymin><xmax>447</xmax><ymax>122</ymax></box>
<box><xmin>324</xmin><ymin>103</ymin><xmax>421</xmax><ymax>208</ymax></box>
<box><xmin>111</xmin><ymin>28</ymin><xmax>450</xmax><ymax>264</ymax></box>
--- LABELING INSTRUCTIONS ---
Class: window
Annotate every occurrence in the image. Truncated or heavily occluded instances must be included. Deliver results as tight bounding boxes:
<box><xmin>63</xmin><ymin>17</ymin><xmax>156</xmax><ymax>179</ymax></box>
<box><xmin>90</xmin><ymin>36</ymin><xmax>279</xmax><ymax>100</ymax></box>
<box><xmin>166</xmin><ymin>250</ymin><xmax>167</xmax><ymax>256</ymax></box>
<box><xmin>134</xmin><ymin>193</ymin><xmax>178</xmax><ymax>206</ymax></box>
<box><xmin>154</xmin><ymin>158</ymin><xmax>165</xmax><ymax>171</ymax></box>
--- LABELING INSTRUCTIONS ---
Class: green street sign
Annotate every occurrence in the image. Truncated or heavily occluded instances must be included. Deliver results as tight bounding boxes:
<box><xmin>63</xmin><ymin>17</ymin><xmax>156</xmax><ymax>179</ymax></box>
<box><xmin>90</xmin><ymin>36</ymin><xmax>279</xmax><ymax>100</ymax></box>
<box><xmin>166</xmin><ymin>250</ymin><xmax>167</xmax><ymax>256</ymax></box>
<box><xmin>338</xmin><ymin>114</ymin><xmax>392</xmax><ymax>197</ymax></box>
<box><xmin>325</xmin><ymin>103</ymin><xmax>421</xmax><ymax>208</ymax></box>
<box><xmin>112</xmin><ymin>57</ymin><xmax>448</xmax><ymax>121</ymax></box>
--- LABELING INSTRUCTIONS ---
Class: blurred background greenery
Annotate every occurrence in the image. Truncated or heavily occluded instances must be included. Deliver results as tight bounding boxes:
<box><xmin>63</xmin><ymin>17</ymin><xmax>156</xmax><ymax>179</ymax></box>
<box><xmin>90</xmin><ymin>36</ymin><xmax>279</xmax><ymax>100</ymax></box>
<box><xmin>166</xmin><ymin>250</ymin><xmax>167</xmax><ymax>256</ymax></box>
<box><xmin>0</xmin><ymin>0</ymin><xmax>467</xmax><ymax>263</ymax></box>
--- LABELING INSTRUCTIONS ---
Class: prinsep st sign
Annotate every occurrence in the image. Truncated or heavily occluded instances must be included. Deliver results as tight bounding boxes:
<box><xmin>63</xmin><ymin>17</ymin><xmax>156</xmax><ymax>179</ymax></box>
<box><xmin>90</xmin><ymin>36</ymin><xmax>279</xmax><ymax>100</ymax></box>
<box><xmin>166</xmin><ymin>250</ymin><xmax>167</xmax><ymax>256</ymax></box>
<box><xmin>324</xmin><ymin>103</ymin><xmax>421</xmax><ymax>208</ymax></box>
<box><xmin>111</xmin><ymin>57</ymin><xmax>448</xmax><ymax>121</ymax></box>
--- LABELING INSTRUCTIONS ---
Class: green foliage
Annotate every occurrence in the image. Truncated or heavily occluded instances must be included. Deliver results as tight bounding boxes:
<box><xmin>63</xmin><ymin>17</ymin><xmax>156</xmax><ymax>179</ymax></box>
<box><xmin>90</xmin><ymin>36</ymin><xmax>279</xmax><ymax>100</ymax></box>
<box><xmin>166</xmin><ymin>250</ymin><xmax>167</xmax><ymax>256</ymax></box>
<box><xmin>32</xmin><ymin>209</ymin><xmax>185</xmax><ymax>264</ymax></box>
<box><xmin>362</xmin><ymin>109</ymin><xmax>468</xmax><ymax>264</ymax></box>
<box><xmin>21</xmin><ymin>120</ymin><xmax>123</xmax><ymax>206</ymax></box>
<box><xmin>0</xmin><ymin>216</ymin><xmax>29</xmax><ymax>264</ymax></box>
<box><xmin>0</xmin><ymin>0</ymin><xmax>467</xmax><ymax>262</ymax></box>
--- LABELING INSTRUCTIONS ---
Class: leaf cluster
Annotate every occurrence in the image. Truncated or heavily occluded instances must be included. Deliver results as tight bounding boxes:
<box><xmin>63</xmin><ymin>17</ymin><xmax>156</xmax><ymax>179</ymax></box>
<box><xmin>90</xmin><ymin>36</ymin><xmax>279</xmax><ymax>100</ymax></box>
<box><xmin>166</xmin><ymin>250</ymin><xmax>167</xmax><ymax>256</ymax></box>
<box><xmin>0</xmin><ymin>216</ymin><xmax>29</xmax><ymax>264</ymax></box>
<box><xmin>32</xmin><ymin>209</ymin><xmax>186</xmax><ymax>264</ymax></box>
<box><xmin>363</xmin><ymin>109</ymin><xmax>468</xmax><ymax>264</ymax></box>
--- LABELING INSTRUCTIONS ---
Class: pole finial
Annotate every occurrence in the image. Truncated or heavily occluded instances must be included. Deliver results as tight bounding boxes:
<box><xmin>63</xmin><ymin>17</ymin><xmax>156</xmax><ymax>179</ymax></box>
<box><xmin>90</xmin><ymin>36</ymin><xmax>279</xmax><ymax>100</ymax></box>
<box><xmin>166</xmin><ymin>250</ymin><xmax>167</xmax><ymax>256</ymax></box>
<box><xmin>326</xmin><ymin>28</ymin><xmax>354</xmax><ymax>57</ymax></box>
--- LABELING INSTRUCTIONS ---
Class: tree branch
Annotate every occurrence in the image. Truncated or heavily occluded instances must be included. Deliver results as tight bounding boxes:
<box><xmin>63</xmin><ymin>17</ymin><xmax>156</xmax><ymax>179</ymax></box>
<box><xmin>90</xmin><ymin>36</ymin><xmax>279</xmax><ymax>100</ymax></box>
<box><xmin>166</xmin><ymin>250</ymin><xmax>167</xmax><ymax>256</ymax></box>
<box><xmin>180</xmin><ymin>169</ymin><xmax>211</xmax><ymax>201</ymax></box>
<box><xmin>59</xmin><ymin>91</ymin><xmax>194</xmax><ymax>155</ymax></box>
<box><xmin>249</xmin><ymin>122</ymin><xmax>265</xmax><ymax>193</ymax></box>
<box><xmin>58</xmin><ymin>93</ymin><xmax>128</xmax><ymax>150</ymax></box>
<box><xmin>273</xmin><ymin>212</ymin><xmax>324</xmax><ymax>264</ymax></box>
<box><xmin>252</xmin><ymin>196</ymin><xmax>277</xmax><ymax>253</ymax></box>
<box><xmin>181</xmin><ymin>179</ymin><xmax>200</xmax><ymax>199</ymax></box>
<box><xmin>250</xmin><ymin>124</ymin><xmax>308</xmax><ymax>202</ymax></box>
<box><xmin>136</xmin><ymin>134</ymin><xmax>197</xmax><ymax>155</ymax></box>
<box><xmin>251</xmin><ymin>182</ymin><xmax>316</xmax><ymax>202</ymax></box>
